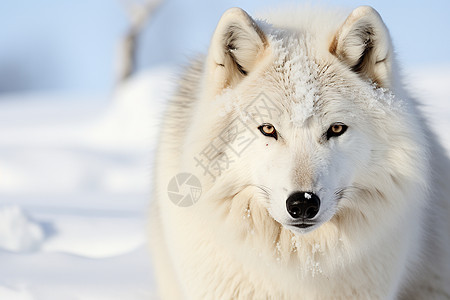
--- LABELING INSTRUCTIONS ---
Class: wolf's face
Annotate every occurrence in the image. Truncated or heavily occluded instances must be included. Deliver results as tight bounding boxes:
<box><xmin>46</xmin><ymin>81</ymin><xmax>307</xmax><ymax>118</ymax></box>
<box><xmin>237</xmin><ymin>55</ymin><xmax>375</xmax><ymax>234</ymax></box>
<box><xmin>200</xmin><ymin>7</ymin><xmax>401</xmax><ymax>234</ymax></box>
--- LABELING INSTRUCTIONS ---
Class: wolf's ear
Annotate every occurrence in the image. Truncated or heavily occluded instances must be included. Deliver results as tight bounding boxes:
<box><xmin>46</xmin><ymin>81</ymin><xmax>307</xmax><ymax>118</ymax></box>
<box><xmin>330</xmin><ymin>6</ymin><xmax>393</xmax><ymax>87</ymax></box>
<box><xmin>205</xmin><ymin>7</ymin><xmax>268</xmax><ymax>96</ymax></box>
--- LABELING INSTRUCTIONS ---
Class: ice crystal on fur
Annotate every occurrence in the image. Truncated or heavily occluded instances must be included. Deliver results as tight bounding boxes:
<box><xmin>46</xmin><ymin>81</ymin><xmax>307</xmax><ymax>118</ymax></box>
<box><xmin>268</xmin><ymin>33</ymin><xmax>321</xmax><ymax>126</ymax></box>
<box><xmin>243</xmin><ymin>207</ymin><xmax>251</xmax><ymax>219</ymax></box>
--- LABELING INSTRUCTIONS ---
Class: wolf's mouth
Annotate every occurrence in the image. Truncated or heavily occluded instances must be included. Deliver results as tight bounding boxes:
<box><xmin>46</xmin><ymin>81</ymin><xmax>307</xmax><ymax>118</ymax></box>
<box><xmin>292</xmin><ymin>223</ymin><xmax>314</xmax><ymax>229</ymax></box>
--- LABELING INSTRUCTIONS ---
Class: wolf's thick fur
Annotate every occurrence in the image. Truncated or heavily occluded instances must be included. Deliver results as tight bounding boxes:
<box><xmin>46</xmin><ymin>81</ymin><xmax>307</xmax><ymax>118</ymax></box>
<box><xmin>150</xmin><ymin>6</ymin><xmax>450</xmax><ymax>299</ymax></box>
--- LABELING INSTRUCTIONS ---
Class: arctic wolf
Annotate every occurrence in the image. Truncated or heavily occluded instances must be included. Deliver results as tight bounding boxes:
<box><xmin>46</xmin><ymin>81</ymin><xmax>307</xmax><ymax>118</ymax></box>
<box><xmin>150</xmin><ymin>5</ymin><xmax>450</xmax><ymax>299</ymax></box>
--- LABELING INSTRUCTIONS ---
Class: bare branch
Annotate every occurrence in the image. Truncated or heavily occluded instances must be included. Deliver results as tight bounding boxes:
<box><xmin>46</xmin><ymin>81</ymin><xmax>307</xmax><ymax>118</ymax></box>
<box><xmin>117</xmin><ymin>0</ymin><xmax>163</xmax><ymax>82</ymax></box>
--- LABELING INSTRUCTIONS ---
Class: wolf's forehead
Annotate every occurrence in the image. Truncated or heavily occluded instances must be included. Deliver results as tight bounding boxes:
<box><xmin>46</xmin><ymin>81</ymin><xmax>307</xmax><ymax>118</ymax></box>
<box><xmin>268</xmin><ymin>34</ymin><xmax>326</xmax><ymax>126</ymax></box>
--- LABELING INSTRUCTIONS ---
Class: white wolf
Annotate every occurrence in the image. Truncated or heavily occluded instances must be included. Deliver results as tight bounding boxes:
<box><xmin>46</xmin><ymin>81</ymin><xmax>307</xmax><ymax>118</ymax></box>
<box><xmin>150</xmin><ymin>5</ymin><xmax>450</xmax><ymax>299</ymax></box>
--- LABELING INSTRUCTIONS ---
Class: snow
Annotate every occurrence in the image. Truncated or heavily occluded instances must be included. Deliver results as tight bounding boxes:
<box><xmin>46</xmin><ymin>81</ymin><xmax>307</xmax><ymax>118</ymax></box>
<box><xmin>0</xmin><ymin>64</ymin><xmax>448</xmax><ymax>299</ymax></box>
<box><xmin>269</xmin><ymin>35</ymin><xmax>322</xmax><ymax>126</ymax></box>
<box><xmin>0</xmin><ymin>286</ymin><xmax>34</xmax><ymax>300</ymax></box>
<box><xmin>0</xmin><ymin>206</ymin><xmax>44</xmax><ymax>253</ymax></box>
<box><xmin>407</xmin><ymin>65</ymin><xmax>450</xmax><ymax>148</ymax></box>
<box><xmin>0</xmin><ymin>66</ymin><xmax>173</xmax><ymax>299</ymax></box>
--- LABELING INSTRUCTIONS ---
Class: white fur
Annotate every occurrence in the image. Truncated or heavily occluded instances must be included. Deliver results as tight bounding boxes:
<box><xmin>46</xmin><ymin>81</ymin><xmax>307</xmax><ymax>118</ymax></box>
<box><xmin>150</xmin><ymin>6</ymin><xmax>450</xmax><ymax>299</ymax></box>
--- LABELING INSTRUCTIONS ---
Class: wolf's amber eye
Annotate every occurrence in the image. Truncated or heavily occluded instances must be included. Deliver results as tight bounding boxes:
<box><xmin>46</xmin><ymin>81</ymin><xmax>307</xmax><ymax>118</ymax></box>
<box><xmin>258</xmin><ymin>123</ymin><xmax>278</xmax><ymax>140</ymax></box>
<box><xmin>326</xmin><ymin>123</ymin><xmax>348</xmax><ymax>139</ymax></box>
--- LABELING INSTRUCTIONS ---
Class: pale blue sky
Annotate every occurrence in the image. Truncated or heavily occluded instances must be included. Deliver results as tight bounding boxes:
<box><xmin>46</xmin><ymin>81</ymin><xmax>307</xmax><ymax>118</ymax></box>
<box><xmin>0</xmin><ymin>0</ymin><xmax>449</xmax><ymax>93</ymax></box>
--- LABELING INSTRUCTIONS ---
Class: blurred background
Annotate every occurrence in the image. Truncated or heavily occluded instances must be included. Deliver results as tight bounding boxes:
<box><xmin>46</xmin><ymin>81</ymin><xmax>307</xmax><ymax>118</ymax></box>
<box><xmin>0</xmin><ymin>0</ymin><xmax>449</xmax><ymax>299</ymax></box>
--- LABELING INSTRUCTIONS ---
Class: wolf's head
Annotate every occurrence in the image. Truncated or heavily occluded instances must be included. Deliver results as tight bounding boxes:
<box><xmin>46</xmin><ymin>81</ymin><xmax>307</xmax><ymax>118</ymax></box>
<box><xmin>188</xmin><ymin>6</ymin><xmax>428</xmax><ymax>236</ymax></box>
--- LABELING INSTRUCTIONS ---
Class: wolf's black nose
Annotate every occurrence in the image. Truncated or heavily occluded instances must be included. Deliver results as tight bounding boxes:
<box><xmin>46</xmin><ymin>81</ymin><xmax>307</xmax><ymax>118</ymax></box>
<box><xmin>286</xmin><ymin>192</ymin><xmax>320</xmax><ymax>219</ymax></box>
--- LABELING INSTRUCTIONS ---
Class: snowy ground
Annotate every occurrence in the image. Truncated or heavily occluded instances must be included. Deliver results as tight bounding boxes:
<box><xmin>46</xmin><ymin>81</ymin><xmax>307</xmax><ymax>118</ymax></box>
<box><xmin>0</xmin><ymin>65</ymin><xmax>448</xmax><ymax>299</ymax></box>
<box><xmin>0</xmin><ymin>66</ymin><xmax>175</xmax><ymax>300</ymax></box>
